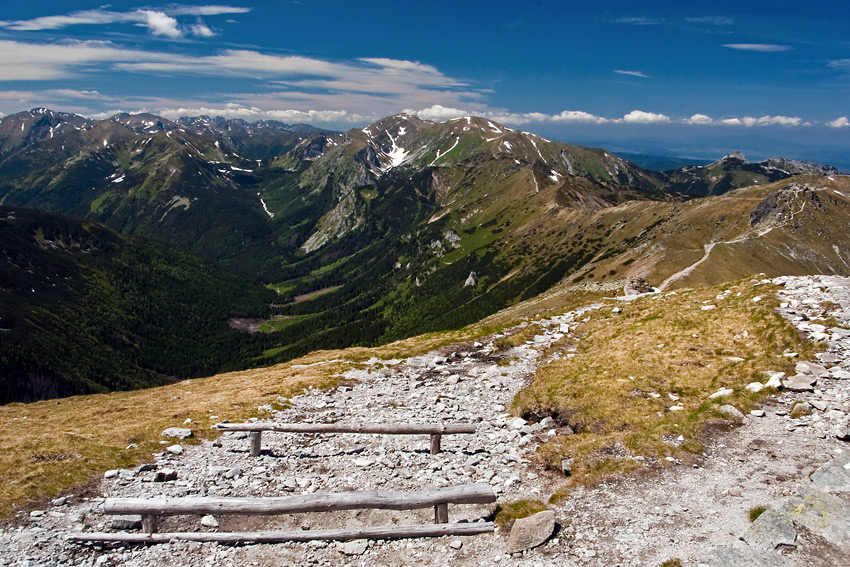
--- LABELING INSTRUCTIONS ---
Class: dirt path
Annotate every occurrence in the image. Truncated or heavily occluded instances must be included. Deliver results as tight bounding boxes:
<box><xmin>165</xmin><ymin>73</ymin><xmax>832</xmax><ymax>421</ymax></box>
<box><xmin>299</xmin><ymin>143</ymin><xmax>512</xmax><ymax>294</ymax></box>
<box><xmin>3</xmin><ymin>277</ymin><xmax>849</xmax><ymax>567</ymax></box>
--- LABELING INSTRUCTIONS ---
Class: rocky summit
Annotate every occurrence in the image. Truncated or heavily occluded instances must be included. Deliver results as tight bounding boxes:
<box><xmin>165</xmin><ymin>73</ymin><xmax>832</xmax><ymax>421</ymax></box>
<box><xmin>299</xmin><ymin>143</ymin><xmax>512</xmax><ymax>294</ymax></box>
<box><xmin>5</xmin><ymin>275</ymin><xmax>850</xmax><ymax>566</ymax></box>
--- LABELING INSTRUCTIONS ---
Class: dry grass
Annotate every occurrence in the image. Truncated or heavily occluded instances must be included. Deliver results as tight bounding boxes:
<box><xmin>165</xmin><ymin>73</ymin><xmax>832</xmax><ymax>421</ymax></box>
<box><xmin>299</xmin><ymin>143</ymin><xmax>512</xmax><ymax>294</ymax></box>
<box><xmin>493</xmin><ymin>499</ymin><xmax>548</xmax><ymax>528</ymax></box>
<box><xmin>0</xmin><ymin>320</ymin><xmax>505</xmax><ymax>520</ymax></box>
<box><xmin>512</xmin><ymin>278</ymin><xmax>820</xmax><ymax>489</ymax></box>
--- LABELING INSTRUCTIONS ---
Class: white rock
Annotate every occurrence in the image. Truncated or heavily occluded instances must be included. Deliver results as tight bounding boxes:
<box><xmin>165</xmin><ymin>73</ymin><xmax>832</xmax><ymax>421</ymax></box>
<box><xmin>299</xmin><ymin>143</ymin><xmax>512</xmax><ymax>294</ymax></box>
<box><xmin>507</xmin><ymin>417</ymin><xmax>527</xmax><ymax>430</ymax></box>
<box><xmin>745</xmin><ymin>382</ymin><xmax>765</xmax><ymax>393</ymax></box>
<box><xmin>166</xmin><ymin>444</ymin><xmax>184</xmax><ymax>455</ymax></box>
<box><xmin>336</xmin><ymin>539</ymin><xmax>368</xmax><ymax>555</ymax></box>
<box><xmin>200</xmin><ymin>515</ymin><xmax>219</xmax><ymax>528</ymax></box>
<box><xmin>709</xmin><ymin>388</ymin><xmax>733</xmax><ymax>399</ymax></box>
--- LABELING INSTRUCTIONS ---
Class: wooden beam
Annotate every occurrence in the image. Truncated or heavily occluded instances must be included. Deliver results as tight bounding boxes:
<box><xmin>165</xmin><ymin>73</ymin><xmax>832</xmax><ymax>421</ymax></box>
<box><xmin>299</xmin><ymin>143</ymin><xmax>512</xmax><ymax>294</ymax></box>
<box><xmin>67</xmin><ymin>521</ymin><xmax>495</xmax><ymax>544</ymax></box>
<box><xmin>430</xmin><ymin>433</ymin><xmax>442</xmax><ymax>455</ymax></box>
<box><xmin>434</xmin><ymin>503</ymin><xmax>449</xmax><ymax>524</ymax></box>
<box><xmin>104</xmin><ymin>484</ymin><xmax>496</xmax><ymax>517</ymax></box>
<box><xmin>249</xmin><ymin>431</ymin><xmax>262</xmax><ymax>457</ymax></box>
<box><xmin>217</xmin><ymin>422</ymin><xmax>477</xmax><ymax>435</ymax></box>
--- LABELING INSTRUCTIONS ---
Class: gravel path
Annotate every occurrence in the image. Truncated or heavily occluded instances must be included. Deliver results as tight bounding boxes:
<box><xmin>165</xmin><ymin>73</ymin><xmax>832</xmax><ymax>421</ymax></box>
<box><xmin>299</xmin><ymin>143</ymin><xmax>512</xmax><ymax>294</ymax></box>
<box><xmin>2</xmin><ymin>276</ymin><xmax>849</xmax><ymax>567</ymax></box>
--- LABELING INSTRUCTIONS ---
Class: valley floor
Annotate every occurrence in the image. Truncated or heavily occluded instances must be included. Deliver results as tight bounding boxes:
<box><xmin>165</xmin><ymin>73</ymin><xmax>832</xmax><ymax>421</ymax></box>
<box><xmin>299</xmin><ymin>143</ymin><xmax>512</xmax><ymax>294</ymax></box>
<box><xmin>3</xmin><ymin>277</ymin><xmax>849</xmax><ymax>566</ymax></box>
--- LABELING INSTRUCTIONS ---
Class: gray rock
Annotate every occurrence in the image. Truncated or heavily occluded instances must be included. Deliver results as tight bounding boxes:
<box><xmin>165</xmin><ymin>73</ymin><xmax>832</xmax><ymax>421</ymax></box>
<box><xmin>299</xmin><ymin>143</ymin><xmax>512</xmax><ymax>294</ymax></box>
<box><xmin>161</xmin><ymin>427</ymin><xmax>193</xmax><ymax>439</ymax></box>
<box><xmin>137</xmin><ymin>463</ymin><xmax>157</xmax><ymax>472</ymax></box>
<box><xmin>166</xmin><ymin>444</ymin><xmax>184</xmax><ymax>455</ymax></box>
<box><xmin>834</xmin><ymin>427</ymin><xmax>850</xmax><ymax>441</ymax></box>
<box><xmin>223</xmin><ymin>467</ymin><xmax>241</xmax><ymax>479</ymax></box>
<box><xmin>336</xmin><ymin>539</ymin><xmax>368</xmax><ymax>555</ymax></box>
<box><xmin>782</xmin><ymin>484</ymin><xmax>850</xmax><ymax>546</ymax></box>
<box><xmin>719</xmin><ymin>404</ymin><xmax>745</xmax><ymax>422</ymax></box>
<box><xmin>200</xmin><ymin>515</ymin><xmax>219</xmax><ymax>528</ymax></box>
<box><xmin>449</xmin><ymin>539</ymin><xmax>463</xmax><ymax>550</ymax></box>
<box><xmin>831</xmin><ymin>369</ymin><xmax>850</xmax><ymax>380</ymax></box>
<box><xmin>507</xmin><ymin>417</ymin><xmax>527</xmax><ymax>430</ymax></box>
<box><xmin>154</xmin><ymin>469</ymin><xmax>178</xmax><ymax>482</ymax></box>
<box><xmin>796</xmin><ymin>361</ymin><xmax>829</xmax><ymax>377</ymax></box>
<box><xmin>750</xmin><ymin>410</ymin><xmax>766</xmax><ymax>417</ymax></box>
<box><xmin>698</xmin><ymin>541</ymin><xmax>787</xmax><ymax>567</ymax></box>
<box><xmin>506</xmin><ymin>510</ymin><xmax>556</xmax><ymax>553</ymax></box>
<box><xmin>809</xmin><ymin>452</ymin><xmax>850</xmax><ymax>492</ymax></box>
<box><xmin>709</xmin><ymin>388</ymin><xmax>734</xmax><ymax>400</ymax></box>
<box><xmin>745</xmin><ymin>382</ymin><xmax>765</xmax><ymax>393</ymax></box>
<box><xmin>110</xmin><ymin>515</ymin><xmax>142</xmax><ymax>530</ymax></box>
<box><xmin>103</xmin><ymin>469</ymin><xmax>119</xmax><ymax>479</ymax></box>
<box><xmin>764</xmin><ymin>372</ymin><xmax>785</xmax><ymax>389</ymax></box>
<box><xmin>810</xmin><ymin>400</ymin><xmax>828</xmax><ymax>411</ymax></box>
<box><xmin>782</xmin><ymin>375</ymin><xmax>816</xmax><ymax>392</ymax></box>
<box><xmin>561</xmin><ymin>457</ymin><xmax>574</xmax><ymax>476</ymax></box>
<box><xmin>743</xmin><ymin>508</ymin><xmax>797</xmax><ymax>550</ymax></box>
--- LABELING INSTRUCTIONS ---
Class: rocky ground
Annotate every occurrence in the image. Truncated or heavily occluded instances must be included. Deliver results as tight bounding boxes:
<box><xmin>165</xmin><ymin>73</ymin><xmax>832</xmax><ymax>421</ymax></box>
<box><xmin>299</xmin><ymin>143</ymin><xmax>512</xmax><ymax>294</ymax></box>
<box><xmin>2</xmin><ymin>276</ymin><xmax>849</xmax><ymax>566</ymax></box>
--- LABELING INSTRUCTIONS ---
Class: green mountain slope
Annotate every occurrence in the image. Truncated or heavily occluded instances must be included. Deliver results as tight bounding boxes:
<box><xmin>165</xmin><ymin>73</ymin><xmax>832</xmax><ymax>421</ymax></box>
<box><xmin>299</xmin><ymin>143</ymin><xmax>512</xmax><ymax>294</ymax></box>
<box><xmin>0</xmin><ymin>207</ymin><xmax>271</xmax><ymax>403</ymax></box>
<box><xmin>1</xmin><ymin>109</ymin><xmax>846</xmax><ymax>395</ymax></box>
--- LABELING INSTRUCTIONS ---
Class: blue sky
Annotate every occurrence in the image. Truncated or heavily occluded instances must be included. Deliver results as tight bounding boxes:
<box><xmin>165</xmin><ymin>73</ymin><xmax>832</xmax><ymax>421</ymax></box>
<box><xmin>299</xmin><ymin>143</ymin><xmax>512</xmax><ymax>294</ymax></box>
<box><xmin>1</xmin><ymin>1</ymin><xmax>848</xmax><ymax>167</ymax></box>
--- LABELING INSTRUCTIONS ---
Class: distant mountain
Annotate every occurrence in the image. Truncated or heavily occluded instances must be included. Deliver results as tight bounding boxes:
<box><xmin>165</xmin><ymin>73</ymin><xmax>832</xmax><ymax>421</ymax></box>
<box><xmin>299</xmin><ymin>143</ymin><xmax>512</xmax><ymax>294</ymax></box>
<box><xmin>663</xmin><ymin>151</ymin><xmax>839</xmax><ymax>197</ymax></box>
<box><xmin>0</xmin><ymin>206</ymin><xmax>270</xmax><ymax>403</ymax></box>
<box><xmin>613</xmin><ymin>152</ymin><xmax>712</xmax><ymax>172</ymax></box>
<box><xmin>1</xmin><ymin>109</ymin><xmax>846</xmax><ymax>400</ymax></box>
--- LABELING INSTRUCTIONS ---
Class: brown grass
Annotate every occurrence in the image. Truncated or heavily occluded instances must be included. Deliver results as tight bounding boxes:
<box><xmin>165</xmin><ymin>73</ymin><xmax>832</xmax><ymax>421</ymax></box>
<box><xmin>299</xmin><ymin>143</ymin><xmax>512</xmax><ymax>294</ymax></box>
<box><xmin>512</xmin><ymin>278</ymin><xmax>820</xmax><ymax>489</ymax></box>
<box><xmin>0</xmin><ymin>325</ymin><xmax>491</xmax><ymax>521</ymax></box>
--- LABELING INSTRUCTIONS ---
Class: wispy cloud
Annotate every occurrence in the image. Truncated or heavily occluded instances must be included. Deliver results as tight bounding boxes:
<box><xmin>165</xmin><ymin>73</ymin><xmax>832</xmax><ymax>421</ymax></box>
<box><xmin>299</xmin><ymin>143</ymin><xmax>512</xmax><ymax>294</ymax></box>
<box><xmin>828</xmin><ymin>59</ymin><xmax>850</xmax><ymax>71</ymax></box>
<box><xmin>685</xmin><ymin>16</ymin><xmax>734</xmax><ymax>26</ymax></box>
<box><xmin>723</xmin><ymin>43</ymin><xmax>792</xmax><ymax>53</ymax></box>
<box><xmin>1</xmin><ymin>5</ymin><xmax>249</xmax><ymax>38</ymax></box>
<box><xmin>613</xmin><ymin>70</ymin><xmax>651</xmax><ymax>79</ymax></box>
<box><xmin>614</xmin><ymin>17</ymin><xmax>661</xmax><ymax>26</ymax></box>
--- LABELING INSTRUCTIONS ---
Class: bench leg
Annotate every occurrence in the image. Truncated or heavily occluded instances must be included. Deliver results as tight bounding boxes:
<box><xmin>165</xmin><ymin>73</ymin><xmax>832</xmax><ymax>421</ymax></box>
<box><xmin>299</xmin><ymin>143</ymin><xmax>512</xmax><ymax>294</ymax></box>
<box><xmin>430</xmin><ymin>434</ymin><xmax>442</xmax><ymax>455</ymax></box>
<box><xmin>434</xmin><ymin>503</ymin><xmax>449</xmax><ymax>524</ymax></box>
<box><xmin>249</xmin><ymin>431</ymin><xmax>262</xmax><ymax>457</ymax></box>
<box><xmin>142</xmin><ymin>514</ymin><xmax>158</xmax><ymax>535</ymax></box>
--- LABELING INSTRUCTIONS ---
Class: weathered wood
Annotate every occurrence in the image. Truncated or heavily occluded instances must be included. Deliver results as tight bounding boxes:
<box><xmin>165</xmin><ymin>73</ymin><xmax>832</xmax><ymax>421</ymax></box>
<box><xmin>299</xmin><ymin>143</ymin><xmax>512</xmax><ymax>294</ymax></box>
<box><xmin>430</xmin><ymin>434</ymin><xmax>442</xmax><ymax>455</ymax></box>
<box><xmin>217</xmin><ymin>422</ymin><xmax>477</xmax><ymax>435</ymax></box>
<box><xmin>249</xmin><ymin>431</ymin><xmax>262</xmax><ymax>457</ymax></box>
<box><xmin>142</xmin><ymin>514</ymin><xmax>158</xmax><ymax>535</ymax></box>
<box><xmin>67</xmin><ymin>521</ymin><xmax>496</xmax><ymax>544</ymax></box>
<box><xmin>434</xmin><ymin>503</ymin><xmax>449</xmax><ymax>524</ymax></box>
<box><xmin>104</xmin><ymin>484</ymin><xmax>496</xmax><ymax>517</ymax></box>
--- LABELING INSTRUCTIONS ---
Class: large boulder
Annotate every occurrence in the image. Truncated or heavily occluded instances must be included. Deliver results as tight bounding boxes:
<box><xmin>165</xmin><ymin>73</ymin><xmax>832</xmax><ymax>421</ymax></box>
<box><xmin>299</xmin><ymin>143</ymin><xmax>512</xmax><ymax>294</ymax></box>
<box><xmin>506</xmin><ymin>510</ymin><xmax>556</xmax><ymax>553</ymax></box>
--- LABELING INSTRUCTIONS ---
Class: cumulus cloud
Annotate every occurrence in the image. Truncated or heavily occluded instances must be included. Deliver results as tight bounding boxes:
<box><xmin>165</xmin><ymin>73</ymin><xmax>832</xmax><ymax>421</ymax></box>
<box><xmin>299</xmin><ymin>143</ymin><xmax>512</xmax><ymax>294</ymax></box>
<box><xmin>613</xmin><ymin>70</ymin><xmax>651</xmax><ymax>78</ymax></box>
<box><xmin>620</xmin><ymin>110</ymin><xmax>671</xmax><ymax>124</ymax></box>
<box><xmin>404</xmin><ymin>105</ymin><xmax>470</xmax><ymax>121</ymax></box>
<box><xmin>827</xmin><ymin>116</ymin><xmax>849</xmax><ymax>128</ymax></box>
<box><xmin>551</xmin><ymin>110</ymin><xmax>609</xmax><ymax>124</ymax></box>
<box><xmin>685</xmin><ymin>113</ymin><xmax>714</xmax><ymax>125</ymax></box>
<box><xmin>136</xmin><ymin>10</ymin><xmax>181</xmax><ymax>38</ymax></box>
<box><xmin>723</xmin><ymin>43</ymin><xmax>792</xmax><ymax>53</ymax></box>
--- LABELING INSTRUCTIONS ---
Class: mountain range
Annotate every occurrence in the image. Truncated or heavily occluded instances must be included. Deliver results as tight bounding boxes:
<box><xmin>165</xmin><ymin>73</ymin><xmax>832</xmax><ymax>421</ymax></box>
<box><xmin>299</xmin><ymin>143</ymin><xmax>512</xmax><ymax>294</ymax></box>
<box><xmin>1</xmin><ymin>108</ymin><xmax>848</xmax><ymax>402</ymax></box>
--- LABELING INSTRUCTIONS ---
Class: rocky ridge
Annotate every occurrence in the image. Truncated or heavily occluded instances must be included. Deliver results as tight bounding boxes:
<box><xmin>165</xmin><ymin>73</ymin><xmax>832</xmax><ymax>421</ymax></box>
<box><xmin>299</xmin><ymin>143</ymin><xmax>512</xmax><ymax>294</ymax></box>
<box><xmin>2</xmin><ymin>276</ymin><xmax>849</xmax><ymax>566</ymax></box>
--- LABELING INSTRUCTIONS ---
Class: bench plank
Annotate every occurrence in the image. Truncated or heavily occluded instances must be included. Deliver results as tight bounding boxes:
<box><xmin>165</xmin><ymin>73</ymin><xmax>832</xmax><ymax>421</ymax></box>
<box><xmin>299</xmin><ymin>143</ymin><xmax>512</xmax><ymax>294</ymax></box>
<box><xmin>216</xmin><ymin>423</ymin><xmax>477</xmax><ymax>434</ymax></box>
<box><xmin>68</xmin><ymin>521</ymin><xmax>495</xmax><ymax>544</ymax></box>
<box><xmin>104</xmin><ymin>484</ymin><xmax>496</xmax><ymax>516</ymax></box>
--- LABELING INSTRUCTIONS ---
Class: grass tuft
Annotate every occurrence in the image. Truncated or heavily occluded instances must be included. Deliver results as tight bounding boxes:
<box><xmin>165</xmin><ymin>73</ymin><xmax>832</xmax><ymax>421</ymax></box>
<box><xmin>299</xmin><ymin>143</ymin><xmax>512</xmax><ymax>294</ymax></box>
<box><xmin>493</xmin><ymin>499</ymin><xmax>548</xmax><ymax>528</ymax></box>
<box><xmin>749</xmin><ymin>505</ymin><xmax>769</xmax><ymax>522</ymax></box>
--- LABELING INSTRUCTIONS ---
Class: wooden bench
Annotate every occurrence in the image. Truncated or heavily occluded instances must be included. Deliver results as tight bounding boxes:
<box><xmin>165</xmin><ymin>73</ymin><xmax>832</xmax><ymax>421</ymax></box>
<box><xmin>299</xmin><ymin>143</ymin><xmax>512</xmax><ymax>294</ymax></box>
<box><xmin>68</xmin><ymin>484</ymin><xmax>496</xmax><ymax>544</ymax></box>
<box><xmin>216</xmin><ymin>422</ymin><xmax>478</xmax><ymax>456</ymax></box>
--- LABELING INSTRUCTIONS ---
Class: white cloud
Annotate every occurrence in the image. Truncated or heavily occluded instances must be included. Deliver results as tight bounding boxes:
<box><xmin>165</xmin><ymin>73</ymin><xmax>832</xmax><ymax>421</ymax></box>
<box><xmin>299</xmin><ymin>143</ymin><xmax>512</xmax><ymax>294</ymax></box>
<box><xmin>149</xmin><ymin>104</ymin><xmax>373</xmax><ymax>124</ymax></box>
<box><xmin>136</xmin><ymin>11</ymin><xmax>182</xmax><ymax>38</ymax></box>
<box><xmin>723</xmin><ymin>43</ymin><xmax>792</xmax><ymax>53</ymax></box>
<box><xmin>755</xmin><ymin>115</ymin><xmax>802</xmax><ymax>127</ymax></box>
<box><xmin>828</xmin><ymin>59</ymin><xmax>850</xmax><ymax>70</ymax></box>
<box><xmin>720</xmin><ymin>118</ymin><xmax>744</xmax><ymax>126</ymax></box>
<box><xmin>827</xmin><ymin>116</ymin><xmax>849</xmax><ymax>128</ymax></box>
<box><xmin>614</xmin><ymin>70</ymin><xmax>651</xmax><ymax>78</ymax></box>
<box><xmin>406</xmin><ymin>105</ymin><xmax>470</xmax><ymax>121</ymax></box>
<box><xmin>3</xmin><ymin>6</ymin><xmax>248</xmax><ymax>38</ymax></box>
<box><xmin>621</xmin><ymin>110</ymin><xmax>671</xmax><ymax>124</ymax></box>
<box><xmin>551</xmin><ymin>110</ymin><xmax>609</xmax><ymax>124</ymax></box>
<box><xmin>189</xmin><ymin>21</ymin><xmax>216</xmax><ymax>37</ymax></box>
<box><xmin>685</xmin><ymin>113</ymin><xmax>714</xmax><ymax>125</ymax></box>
